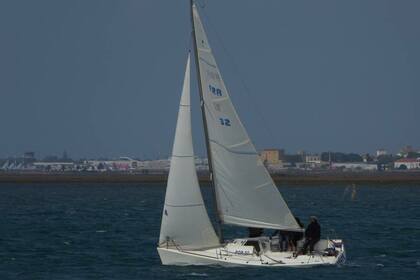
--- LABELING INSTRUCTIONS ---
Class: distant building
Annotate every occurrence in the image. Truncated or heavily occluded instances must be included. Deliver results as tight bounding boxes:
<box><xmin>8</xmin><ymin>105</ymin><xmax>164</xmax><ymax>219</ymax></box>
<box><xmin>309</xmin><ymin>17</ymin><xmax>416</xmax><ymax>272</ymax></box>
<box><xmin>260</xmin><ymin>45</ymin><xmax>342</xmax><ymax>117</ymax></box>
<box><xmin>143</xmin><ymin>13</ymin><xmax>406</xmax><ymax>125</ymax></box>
<box><xmin>144</xmin><ymin>159</ymin><xmax>170</xmax><ymax>172</ymax></box>
<box><xmin>260</xmin><ymin>149</ymin><xmax>285</xmax><ymax>165</ymax></box>
<box><xmin>362</xmin><ymin>154</ymin><xmax>374</xmax><ymax>163</ymax></box>
<box><xmin>109</xmin><ymin>157</ymin><xmax>140</xmax><ymax>170</ymax></box>
<box><xmin>332</xmin><ymin>162</ymin><xmax>378</xmax><ymax>171</ymax></box>
<box><xmin>88</xmin><ymin>157</ymin><xmax>144</xmax><ymax>171</ymax></box>
<box><xmin>195</xmin><ymin>157</ymin><xmax>209</xmax><ymax>171</ymax></box>
<box><xmin>23</xmin><ymin>152</ymin><xmax>36</xmax><ymax>164</ymax></box>
<box><xmin>284</xmin><ymin>154</ymin><xmax>303</xmax><ymax>164</ymax></box>
<box><xmin>394</xmin><ymin>158</ymin><xmax>420</xmax><ymax>170</ymax></box>
<box><xmin>399</xmin><ymin>145</ymin><xmax>414</xmax><ymax>157</ymax></box>
<box><xmin>376</xmin><ymin>149</ymin><xmax>388</xmax><ymax>157</ymax></box>
<box><xmin>265</xmin><ymin>162</ymin><xmax>292</xmax><ymax>173</ymax></box>
<box><xmin>305</xmin><ymin>154</ymin><xmax>321</xmax><ymax>164</ymax></box>
<box><xmin>33</xmin><ymin>162</ymin><xmax>75</xmax><ymax>171</ymax></box>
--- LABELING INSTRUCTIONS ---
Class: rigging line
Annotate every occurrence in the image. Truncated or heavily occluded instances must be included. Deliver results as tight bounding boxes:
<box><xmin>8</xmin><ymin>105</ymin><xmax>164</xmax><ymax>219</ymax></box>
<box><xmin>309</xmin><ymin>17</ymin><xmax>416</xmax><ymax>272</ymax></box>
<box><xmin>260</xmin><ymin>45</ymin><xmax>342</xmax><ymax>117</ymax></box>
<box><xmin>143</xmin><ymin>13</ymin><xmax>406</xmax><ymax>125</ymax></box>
<box><xmin>197</xmin><ymin>0</ymin><xmax>206</xmax><ymax>9</ymax></box>
<box><xmin>183</xmin><ymin>2</ymin><xmax>193</xmax><ymax>53</ymax></box>
<box><xmin>184</xmin><ymin>26</ymin><xmax>193</xmax><ymax>53</ymax></box>
<box><xmin>264</xmin><ymin>254</ymin><xmax>285</xmax><ymax>265</ymax></box>
<box><xmin>199</xmin><ymin>7</ymin><xmax>281</xmax><ymax>150</ymax></box>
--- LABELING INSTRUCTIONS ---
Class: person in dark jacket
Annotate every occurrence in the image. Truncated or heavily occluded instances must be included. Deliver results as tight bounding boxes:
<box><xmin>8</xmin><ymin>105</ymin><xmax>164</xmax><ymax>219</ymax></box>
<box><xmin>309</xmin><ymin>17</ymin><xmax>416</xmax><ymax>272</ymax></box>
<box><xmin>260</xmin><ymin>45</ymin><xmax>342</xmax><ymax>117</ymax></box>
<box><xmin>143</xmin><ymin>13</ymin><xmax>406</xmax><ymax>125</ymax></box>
<box><xmin>298</xmin><ymin>216</ymin><xmax>321</xmax><ymax>255</ymax></box>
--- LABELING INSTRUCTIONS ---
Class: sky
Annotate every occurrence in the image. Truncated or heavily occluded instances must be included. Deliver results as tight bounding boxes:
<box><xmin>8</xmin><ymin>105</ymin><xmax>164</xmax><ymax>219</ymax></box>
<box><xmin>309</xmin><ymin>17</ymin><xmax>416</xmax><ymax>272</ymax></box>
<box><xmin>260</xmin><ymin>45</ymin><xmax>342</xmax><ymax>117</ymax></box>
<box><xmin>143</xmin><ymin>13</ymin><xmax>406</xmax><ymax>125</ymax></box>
<box><xmin>1</xmin><ymin>0</ymin><xmax>419</xmax><ymax>159</ymax></box>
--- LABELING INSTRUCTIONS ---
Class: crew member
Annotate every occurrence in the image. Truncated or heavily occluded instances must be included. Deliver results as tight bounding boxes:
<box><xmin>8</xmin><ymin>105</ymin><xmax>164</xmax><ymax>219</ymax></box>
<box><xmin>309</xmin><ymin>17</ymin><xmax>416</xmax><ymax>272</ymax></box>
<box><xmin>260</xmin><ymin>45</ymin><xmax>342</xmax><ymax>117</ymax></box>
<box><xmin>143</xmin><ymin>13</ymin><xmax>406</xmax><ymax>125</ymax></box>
<box><xmin>299</xmin><ymin>216</ymin><xmax>321</xmax><ymax>255</ymax></box>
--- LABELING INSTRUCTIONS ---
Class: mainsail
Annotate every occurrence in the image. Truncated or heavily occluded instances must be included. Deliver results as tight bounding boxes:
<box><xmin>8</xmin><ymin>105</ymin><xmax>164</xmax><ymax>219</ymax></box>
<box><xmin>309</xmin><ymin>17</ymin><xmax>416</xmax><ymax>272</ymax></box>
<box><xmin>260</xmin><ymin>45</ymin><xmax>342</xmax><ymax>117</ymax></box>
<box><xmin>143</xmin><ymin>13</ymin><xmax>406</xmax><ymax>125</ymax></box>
<box><xmin>192</xmin><ymin>4</ymin><xmax>301</xmax><ymax>231</ymax></box>
<box><xmin>159</xmin><ymin>54</ymin><xmax>220</xmax><ymax>249</ymax></box>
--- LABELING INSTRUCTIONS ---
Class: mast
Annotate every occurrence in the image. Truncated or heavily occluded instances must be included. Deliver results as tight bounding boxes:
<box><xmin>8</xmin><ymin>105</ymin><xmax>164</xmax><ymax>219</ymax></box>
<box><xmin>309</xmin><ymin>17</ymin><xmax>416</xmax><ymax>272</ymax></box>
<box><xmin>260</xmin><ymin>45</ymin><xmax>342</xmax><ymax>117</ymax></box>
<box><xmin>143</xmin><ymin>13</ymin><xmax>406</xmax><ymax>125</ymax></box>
<box><xmin>190</xmin><ymin>0</ymin><xmax>223</xmax><ymax>243</ymax></box>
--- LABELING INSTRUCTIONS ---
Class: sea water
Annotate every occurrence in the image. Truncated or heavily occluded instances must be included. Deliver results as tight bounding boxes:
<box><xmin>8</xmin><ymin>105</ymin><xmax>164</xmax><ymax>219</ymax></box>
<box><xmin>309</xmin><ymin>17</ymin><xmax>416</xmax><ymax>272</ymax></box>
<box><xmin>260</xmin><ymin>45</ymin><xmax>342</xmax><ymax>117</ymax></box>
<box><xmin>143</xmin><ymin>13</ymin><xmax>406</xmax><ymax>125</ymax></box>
<box><xmin>0</xmin><ymin>183</ymin><xmax>418</xmax><ymax>279</ymax></box>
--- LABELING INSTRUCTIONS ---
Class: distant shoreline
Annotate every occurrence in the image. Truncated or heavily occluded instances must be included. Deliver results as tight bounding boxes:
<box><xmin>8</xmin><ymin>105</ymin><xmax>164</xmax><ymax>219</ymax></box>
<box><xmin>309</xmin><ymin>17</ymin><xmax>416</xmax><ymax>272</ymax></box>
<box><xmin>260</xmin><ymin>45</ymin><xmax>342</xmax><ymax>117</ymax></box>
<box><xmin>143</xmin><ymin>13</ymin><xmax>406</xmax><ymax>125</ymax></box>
<box><xmin>1</xmin><ymin>171</ymin><xmax>420</xmax><ymax>185</ymax></box>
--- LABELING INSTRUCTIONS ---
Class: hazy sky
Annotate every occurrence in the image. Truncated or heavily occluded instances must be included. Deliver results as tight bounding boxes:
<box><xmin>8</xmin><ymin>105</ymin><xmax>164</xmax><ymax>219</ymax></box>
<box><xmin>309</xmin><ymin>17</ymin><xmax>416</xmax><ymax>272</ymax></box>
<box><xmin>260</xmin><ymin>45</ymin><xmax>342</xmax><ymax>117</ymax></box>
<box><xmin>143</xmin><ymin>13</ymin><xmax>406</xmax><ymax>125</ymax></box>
<box><xmin>1</xmin><ymin>0</ymin><xmax>419</xmax><ymax>159</ymax></box>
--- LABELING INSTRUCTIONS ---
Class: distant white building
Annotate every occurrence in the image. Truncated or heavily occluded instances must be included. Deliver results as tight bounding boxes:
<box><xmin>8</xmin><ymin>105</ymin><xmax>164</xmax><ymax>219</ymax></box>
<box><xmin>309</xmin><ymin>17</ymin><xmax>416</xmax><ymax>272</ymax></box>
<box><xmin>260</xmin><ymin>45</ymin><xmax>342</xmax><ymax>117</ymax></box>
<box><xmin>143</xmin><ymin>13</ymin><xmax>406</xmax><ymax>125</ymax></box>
<box><xmin>33</xmin><ymin>162</ymin><xmax>75</xmax><ymax>171</ymax></box>
<box><xmin>394</xmin><ymin>158</ymin><xmax>420</xmax><ymax>169</ymax></box>
<box><xmin>195</xmin><ymin>157</ymin><xmax>209</xmax><ymax>171</ymax></box>
<box><xmin>332</xmin><ymin>162</ymin><xmax>377</xmax><ymax>171</ymax></box>
<box><xmin>265</xmin><ymin>162</ymin><xmax>293</xmax><ymax>172</ymax></box>
<box><xmin>376</xmin><ymin>149</ymin><xmax>388</xmax><ymax>157</ymax></box>
<box><xmin>143</xmin><ymin>159</ymin><xmax>170</xmax><ymax>171</ymax></box>
<box><xmin>86</xmin><ymin>157</ymin><xmax>142</xmax><ymax>171</ymax></box>
<box><xmin>305</xmin><ymin>154</ymin><xmax>321</xmax><ymax>164</ymax></box>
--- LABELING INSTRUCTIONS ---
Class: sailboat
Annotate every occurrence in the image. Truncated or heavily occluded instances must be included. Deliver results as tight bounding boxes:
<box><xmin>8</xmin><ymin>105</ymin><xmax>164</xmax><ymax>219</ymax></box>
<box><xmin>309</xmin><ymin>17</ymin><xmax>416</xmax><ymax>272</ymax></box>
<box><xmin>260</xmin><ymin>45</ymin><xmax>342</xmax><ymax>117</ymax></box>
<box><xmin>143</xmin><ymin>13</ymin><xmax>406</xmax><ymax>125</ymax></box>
<box><xmin>157</xmin><ymin>1</ymin><xmax>346</xmax><ymax>267</ymax></box>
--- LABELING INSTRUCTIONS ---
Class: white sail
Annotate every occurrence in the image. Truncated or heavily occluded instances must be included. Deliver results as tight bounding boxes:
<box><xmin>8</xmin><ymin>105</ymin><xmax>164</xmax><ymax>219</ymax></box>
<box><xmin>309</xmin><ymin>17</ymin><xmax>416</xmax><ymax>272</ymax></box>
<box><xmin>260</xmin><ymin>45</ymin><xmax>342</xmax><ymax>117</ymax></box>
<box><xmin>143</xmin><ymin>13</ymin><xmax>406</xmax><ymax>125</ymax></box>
<box><xmin>192</xmin><ymin>4</ymin><xmax>300</xmax><ymax>231</ymax></box>
<box><xmin>159</xmin><ymin>54</ymin><xmax>220</xmax><ymax>249</ymax></box>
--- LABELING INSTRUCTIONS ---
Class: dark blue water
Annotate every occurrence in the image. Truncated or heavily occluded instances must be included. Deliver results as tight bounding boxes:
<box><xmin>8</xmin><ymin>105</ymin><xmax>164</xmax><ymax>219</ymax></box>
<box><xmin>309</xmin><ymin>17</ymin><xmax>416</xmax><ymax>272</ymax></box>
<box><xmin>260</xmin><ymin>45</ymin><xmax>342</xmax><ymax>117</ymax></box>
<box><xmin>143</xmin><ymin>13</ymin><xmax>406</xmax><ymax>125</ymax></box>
<box><xmin>0</xmin><ymin>183</ymin><xmax>419</xmax><ymax>279</ymax></box>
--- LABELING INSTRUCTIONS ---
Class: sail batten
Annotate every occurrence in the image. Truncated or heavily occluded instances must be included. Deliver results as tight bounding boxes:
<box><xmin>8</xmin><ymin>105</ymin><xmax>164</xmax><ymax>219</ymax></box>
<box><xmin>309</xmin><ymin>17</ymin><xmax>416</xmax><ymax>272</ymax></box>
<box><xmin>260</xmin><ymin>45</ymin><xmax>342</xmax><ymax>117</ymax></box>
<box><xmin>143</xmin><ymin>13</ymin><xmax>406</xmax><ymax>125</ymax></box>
<box><xmin>159</xmin><ymin>54</ymin><xmax>220</xmax><ymax>249</ymax></box>
<box><xmin>209</xmin><ymin>139</ymin><xmax>256</xmax><ymax>154</ymax></box>
<box><xmin>192</xmin><ymin>4</ymin><xmax>300</xmax><ymax>231</ymax></box>
<box><xmin>164</xmin><ymin>203</ymin><xmax>205</xmax><ymax>208</ymax></box>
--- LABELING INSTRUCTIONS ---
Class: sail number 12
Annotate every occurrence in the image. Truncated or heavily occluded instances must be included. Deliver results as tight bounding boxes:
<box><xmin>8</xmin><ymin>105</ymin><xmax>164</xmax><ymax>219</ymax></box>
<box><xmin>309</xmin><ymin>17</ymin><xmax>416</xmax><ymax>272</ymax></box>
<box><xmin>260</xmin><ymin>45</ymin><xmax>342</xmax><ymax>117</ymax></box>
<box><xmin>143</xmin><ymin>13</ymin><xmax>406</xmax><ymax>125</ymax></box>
<box><xmin>219</xmin><ymin>118</ymin><xmax>231</xmax><ymax>126</ymax></box>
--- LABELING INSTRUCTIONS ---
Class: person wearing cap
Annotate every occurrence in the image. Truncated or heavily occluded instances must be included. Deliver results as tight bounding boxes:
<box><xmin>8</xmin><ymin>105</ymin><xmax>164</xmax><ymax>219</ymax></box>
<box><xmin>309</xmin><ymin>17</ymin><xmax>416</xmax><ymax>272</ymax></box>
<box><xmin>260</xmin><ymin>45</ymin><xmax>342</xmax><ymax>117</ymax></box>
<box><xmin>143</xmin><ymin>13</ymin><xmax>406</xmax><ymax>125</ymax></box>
<box><xmin>297</xmin><ymin>216</ymin><xmax>321</xmax><ymax>255</ymax></box>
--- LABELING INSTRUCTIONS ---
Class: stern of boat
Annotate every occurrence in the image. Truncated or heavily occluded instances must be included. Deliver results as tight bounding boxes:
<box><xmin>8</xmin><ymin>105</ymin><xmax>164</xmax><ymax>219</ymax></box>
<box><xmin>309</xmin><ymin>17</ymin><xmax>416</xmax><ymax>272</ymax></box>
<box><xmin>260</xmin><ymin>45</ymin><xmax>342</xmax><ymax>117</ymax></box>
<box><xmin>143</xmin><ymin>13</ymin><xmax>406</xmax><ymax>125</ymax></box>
<box><xmin>331</xmin><ymin>239</ymin><xmax>346</xmax><ymax>265</ymax></box>
<box><xmin>316</xmin><ymin>239</ymin><xmax>346</xmax><ymax>265</ymax></box>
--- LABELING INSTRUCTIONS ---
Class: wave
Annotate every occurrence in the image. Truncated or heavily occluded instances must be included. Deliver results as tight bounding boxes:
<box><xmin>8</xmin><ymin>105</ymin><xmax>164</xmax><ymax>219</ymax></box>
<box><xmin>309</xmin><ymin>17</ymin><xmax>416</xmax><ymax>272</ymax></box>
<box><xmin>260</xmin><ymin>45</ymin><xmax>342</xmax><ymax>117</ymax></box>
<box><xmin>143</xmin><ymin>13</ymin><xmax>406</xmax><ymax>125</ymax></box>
<box><xmin>184</xmin><ymin>272</ymin><xmax>209</xmax><ymax>277</ymax></box>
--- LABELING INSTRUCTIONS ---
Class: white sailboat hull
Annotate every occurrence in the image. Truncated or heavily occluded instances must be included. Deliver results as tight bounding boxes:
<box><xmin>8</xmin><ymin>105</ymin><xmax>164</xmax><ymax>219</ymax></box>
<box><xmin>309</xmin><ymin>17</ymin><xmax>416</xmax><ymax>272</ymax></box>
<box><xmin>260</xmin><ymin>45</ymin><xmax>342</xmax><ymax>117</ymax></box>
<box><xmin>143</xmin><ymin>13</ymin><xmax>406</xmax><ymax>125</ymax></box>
<box><xmin>158</xmin><ymin>238</ymin><xmax>346</xmax><ymax>267</ymax></box>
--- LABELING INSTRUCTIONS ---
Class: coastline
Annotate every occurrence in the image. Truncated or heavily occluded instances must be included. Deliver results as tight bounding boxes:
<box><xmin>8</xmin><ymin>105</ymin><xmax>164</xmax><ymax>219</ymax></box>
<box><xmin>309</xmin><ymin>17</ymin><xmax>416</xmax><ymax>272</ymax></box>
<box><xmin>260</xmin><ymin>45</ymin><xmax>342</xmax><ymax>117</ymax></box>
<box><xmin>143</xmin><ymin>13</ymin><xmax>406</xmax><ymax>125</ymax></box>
<box><xmin>1</xmin><ymin>171</ymin><xmax>420</xmax><ymax>185</ymax></box>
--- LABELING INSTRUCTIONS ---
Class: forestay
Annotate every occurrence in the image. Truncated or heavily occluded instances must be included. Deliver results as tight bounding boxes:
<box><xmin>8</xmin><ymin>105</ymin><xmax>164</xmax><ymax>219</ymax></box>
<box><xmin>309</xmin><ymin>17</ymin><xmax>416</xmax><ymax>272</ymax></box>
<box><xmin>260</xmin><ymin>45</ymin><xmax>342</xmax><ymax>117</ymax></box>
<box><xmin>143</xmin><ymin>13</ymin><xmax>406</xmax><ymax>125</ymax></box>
<box><xmin>192</xmin><ymin>5</ymin><xmax>300</xmax><ymax>231</ymax></box>
<box><xmin>159</xmin><ymin>54</ymin><xmax>220</xmax><ymax>249</ymax></box>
